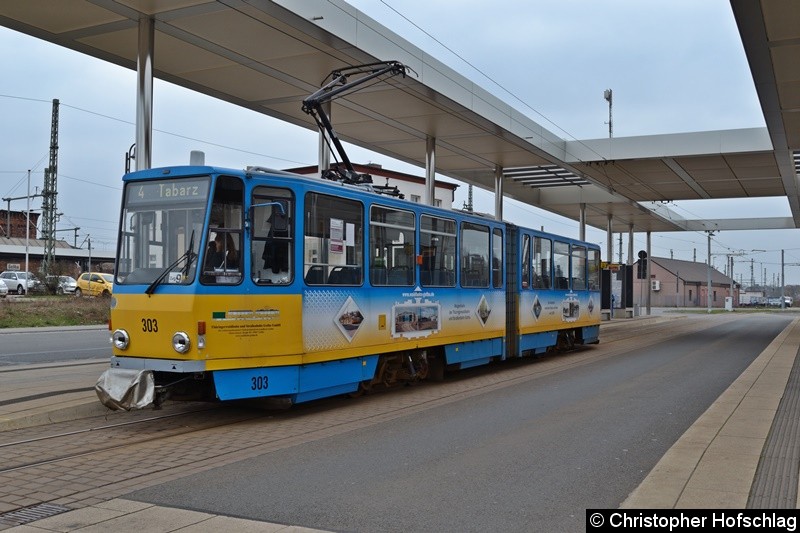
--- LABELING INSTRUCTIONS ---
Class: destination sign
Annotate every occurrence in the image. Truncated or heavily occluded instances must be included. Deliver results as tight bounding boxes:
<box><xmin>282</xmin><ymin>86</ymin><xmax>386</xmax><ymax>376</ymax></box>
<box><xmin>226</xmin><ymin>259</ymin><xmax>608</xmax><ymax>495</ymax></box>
<box><xmin>126</xmin><ymin>177</ymin><xmax>210</xmax><ymax>205</ymax></box>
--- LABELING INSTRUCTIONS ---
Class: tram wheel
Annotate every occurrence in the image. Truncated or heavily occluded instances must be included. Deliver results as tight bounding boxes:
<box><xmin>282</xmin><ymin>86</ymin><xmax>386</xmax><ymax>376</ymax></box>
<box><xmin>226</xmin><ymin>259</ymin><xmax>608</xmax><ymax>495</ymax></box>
<box><xmin>347</xmin><ymin>381</ymin><xmax>372</xmax><ymax>398</ymax></box>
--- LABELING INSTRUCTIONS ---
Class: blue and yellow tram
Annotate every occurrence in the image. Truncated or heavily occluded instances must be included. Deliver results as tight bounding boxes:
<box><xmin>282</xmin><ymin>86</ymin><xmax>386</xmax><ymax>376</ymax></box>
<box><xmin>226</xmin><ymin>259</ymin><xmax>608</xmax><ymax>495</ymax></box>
<box><xmin>97</xmin><ymin>165</ymin><xmax>600</xmax><ymax>409</ymax></box>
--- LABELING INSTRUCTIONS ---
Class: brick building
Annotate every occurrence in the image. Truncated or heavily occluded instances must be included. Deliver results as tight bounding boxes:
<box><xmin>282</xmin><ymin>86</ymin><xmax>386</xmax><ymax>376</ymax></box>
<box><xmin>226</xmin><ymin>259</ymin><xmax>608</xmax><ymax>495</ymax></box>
<box><xmin>632</xmin><ymin>256</ymin><xmax>739</xmax><ymax>308</ymax></box>
<box><xmin>0</xmin><ymin>210</ymin><xmax>39</xmax><ymax>239</ymax></box>
<box><xmin>0</xmin><ymin>210</ymin><xmax>115</xmax><ymax>276</ymax></box>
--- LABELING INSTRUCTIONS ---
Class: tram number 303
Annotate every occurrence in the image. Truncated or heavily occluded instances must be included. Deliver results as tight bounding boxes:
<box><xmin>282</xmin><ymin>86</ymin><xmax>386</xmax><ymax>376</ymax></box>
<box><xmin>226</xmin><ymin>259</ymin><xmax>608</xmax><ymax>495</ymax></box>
<box><xmin>251</xmin><ymin>375</ymin><xmax>269</xmax><ymax>391</ymax></box>
<box><xmin>142</xmin><ymin>318</ymin><xmax>158</xmax><ymax>332</ymax></box>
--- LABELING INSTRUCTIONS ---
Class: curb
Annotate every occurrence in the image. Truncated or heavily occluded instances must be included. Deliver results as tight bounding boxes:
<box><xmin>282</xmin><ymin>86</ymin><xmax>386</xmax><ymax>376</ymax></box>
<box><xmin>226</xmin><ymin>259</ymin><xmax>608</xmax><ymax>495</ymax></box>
<box><xmin>0</xmin><ymin>395</ymin><xmax>110</xmax><ymax>432</ymax></box>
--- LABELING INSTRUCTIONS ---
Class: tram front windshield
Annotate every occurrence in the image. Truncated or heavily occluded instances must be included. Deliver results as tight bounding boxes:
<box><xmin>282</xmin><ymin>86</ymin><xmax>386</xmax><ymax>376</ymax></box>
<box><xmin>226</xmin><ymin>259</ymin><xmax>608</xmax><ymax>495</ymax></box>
<box><xmin>116</xmin><ymin>177</ymin><xmax>210</xmax><ymax>285</ymax></box>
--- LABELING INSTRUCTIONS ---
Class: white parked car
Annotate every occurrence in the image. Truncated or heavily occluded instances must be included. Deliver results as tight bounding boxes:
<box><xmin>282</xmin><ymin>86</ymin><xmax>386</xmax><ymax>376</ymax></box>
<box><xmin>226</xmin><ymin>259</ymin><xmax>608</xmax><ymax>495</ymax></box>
<box><xmin>0</xmin><ymin>282</ymin><xmax>8</xmax><ymax>298</ymax></box>
<box><xmin>0</xmin><ymin>271</ymin><xmax>42</xmax><ymax>295</ymax></box>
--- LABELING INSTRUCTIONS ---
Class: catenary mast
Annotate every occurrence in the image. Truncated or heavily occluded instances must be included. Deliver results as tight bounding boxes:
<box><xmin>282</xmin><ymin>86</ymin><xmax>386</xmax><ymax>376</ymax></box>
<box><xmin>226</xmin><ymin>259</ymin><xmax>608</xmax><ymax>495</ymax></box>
<box><xmin>41</xmin><ymin>98</ymin><xmax>59</xmax><ymax>276</ymax></box>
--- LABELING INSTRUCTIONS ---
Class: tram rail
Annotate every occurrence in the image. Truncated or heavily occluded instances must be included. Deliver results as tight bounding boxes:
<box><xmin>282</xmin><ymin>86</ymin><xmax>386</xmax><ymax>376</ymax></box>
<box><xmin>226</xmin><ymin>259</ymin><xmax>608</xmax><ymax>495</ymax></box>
<box><xmin>0</xmin><ymin>404</ymin><xmax>256</xmax><ymax>474</ymax></box>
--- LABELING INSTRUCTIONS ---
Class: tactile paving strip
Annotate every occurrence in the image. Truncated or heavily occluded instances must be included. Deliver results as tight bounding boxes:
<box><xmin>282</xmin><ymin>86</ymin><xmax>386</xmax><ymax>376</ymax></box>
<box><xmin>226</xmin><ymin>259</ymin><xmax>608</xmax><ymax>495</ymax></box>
<box><xmin>748</xmin><ymin>346</ymin><xmax>800</xmax><ymax>508</ymax></box>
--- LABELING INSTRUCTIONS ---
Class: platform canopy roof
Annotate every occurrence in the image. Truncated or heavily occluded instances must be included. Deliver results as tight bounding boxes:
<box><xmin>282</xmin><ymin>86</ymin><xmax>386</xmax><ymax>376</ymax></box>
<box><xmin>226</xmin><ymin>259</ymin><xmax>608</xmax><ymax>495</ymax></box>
<box><xmin>0</xmin><ymin>0</ymin><xmax>798</xmax><ymax>233</ymax></box>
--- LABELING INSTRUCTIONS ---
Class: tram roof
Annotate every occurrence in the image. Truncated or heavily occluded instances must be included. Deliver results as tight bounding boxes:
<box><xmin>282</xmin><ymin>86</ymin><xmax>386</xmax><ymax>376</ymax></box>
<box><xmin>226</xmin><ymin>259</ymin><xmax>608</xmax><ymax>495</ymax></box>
<box><xmin>0</xmin><ymin>0</ymin><xmax>796</xmax><ymax>233</ymax></box>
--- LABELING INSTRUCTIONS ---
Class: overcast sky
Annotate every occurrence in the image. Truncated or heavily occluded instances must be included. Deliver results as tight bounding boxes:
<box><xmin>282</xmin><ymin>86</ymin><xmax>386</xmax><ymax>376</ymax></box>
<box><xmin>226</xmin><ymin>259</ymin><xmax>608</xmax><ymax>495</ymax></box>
<box><xmin>0</xmin><ymin>0</ymin><xmax>796</xmax><ymax>285</ymax></box>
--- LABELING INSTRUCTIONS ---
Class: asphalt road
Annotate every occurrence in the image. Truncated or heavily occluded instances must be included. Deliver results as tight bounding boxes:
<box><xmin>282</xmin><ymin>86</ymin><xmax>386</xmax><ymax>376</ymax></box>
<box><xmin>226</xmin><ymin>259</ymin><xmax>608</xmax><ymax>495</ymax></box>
<box><xmin>128</xmin><ymin>314</ymin><xmax>790</xmax><ymax>532</ymax></box>
<box><xmin>0</xmin><ymin>326</ymin><xmax>109</xmax><ymax>366</ymax></box>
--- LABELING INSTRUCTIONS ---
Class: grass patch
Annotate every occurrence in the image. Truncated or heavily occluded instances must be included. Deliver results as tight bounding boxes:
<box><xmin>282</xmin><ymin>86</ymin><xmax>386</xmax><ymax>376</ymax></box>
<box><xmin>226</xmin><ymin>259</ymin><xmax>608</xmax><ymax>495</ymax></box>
<box><xmin>0</xmin><ymin>295</ymin><xmax>110</xmax><ymax>328</ymax></box>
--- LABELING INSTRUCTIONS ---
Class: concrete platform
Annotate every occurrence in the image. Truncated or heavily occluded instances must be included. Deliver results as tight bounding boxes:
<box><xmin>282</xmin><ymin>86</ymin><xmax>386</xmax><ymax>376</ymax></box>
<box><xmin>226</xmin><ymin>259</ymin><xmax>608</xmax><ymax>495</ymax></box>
<box><xmin>0</xmin><ymin>498</ymin><xmax>328</xmax><ymax>532</ymax></box>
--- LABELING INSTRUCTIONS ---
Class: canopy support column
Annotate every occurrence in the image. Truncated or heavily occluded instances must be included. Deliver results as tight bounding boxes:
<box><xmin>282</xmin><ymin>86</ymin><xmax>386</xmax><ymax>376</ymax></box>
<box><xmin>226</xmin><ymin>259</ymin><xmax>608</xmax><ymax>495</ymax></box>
<box><xmin>627</xmin><ymin>225</ymin><xmax>634</xmax><ymax>266</ymax></box>
<box><xmin>135</xmin><ymin>16</ymin><xmax>154</xmax><ymax>171</ymax></box>
<box><xmin>646</xmin><ymin>231</ymin><xmax>652</xmax><ymax>316</ymax></box>
<box><xmin>425</xmin><ymin>136</ymin><xmax>436</xmax><ymax>206</ymax></box>
<box><xmin>494</xmin><ymin>166</ymin><xmax>504</xmax><ymax>221</ymax></box>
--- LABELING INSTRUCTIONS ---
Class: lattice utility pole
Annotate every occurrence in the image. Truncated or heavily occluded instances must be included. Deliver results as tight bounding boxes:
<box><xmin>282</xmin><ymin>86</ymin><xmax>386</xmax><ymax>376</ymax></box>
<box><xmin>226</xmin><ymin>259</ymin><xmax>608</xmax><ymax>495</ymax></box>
<box><xmin>462</xmin><ymin>184</ymin><xmax>473</xmax><ymax>212</ymax></box>
<box><xmin>41</xmin><ymin>99</ymin><xmax>59</xmax><ymax>276</ymax></box>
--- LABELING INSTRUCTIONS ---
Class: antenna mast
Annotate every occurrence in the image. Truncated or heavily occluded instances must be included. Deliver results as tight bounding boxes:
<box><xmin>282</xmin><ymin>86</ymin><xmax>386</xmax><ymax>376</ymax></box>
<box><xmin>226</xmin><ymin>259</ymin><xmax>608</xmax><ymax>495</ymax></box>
<box><xmin>604</xmin><ymin>89</ymin><xmax>613</xmax><ymax>138</ymax></box>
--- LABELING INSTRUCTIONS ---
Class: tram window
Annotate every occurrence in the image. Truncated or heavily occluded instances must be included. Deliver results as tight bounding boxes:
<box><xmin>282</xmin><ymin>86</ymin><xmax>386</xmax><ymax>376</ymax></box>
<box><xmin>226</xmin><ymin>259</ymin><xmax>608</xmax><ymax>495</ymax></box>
<box><xmin>251</xmin><ymin>187</ymin><xmax>293</xmax><ymax>285</ymax></box>
<box><xmin>460</xmin><ymin>222</ymin><xmax>490</xmax><ymax>288</ymax></box>
<box><xmin>533</xmin><ymin>237</ymin><xmax>551</xmax><ymax>289</ymax></box>
<box><xmin>303</xmin><ymin>192</ymin><xmax>363</xmax><ymax>285</ymax></box>
<box><xmin>370</xmin><ymin>205</ymin><xmax>415</xmax><ymax>286</ymax></box>
<box><xmin>421</xmin><ymin>215</ymin><xmax>456</xmax><ymax>287</ymax></box>
<box><xmin>588</xmin><ymin>249</ymin><xmax>600</xmax><ymax>290</ymax></box>
<box><xmin>492</xmin><ymin>228</ymin><xmax>503</xmax><ymax>288</ymax></box>
<box><xmin>521</xmin><ymin>234</ymin><xmax>531</xmax><ymax>289</ymax></box>
<box><xmin>553</xmin><ymin>241</ymin><xmax>570</xmax><ymax>290</ymax></box>
<box><xmin>202</xmin><ymin>176</ymin><xmax>243</xmax><ymax>285</ymax></box>
<box><xmin>572</xmin><ymin>245</ymin><xmax>587</xmax><ymax>290</ymax></box>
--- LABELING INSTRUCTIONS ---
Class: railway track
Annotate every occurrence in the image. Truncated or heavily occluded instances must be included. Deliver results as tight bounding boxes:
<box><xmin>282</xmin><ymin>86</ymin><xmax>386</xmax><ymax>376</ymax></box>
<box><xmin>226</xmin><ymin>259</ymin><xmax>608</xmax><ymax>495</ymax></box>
<box><xmin>0</xmin><ymin>403</ymin><xmax>264</xmax><ymax>474</ymax></box>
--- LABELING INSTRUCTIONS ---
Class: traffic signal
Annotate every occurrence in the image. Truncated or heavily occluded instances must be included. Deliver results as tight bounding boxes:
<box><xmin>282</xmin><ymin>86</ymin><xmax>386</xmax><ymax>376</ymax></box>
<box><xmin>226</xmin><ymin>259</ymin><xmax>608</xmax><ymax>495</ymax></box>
<box><xmin>637</xmin><ymin>250</ymin><xmax>647</xmax><ymax>279</ymax></box>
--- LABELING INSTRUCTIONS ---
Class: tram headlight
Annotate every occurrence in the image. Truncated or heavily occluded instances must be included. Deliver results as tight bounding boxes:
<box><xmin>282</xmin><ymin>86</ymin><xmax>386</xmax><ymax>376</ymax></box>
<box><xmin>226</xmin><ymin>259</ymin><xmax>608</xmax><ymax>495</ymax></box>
<box><xmin>172</xmin><ymin>332</ymin><xmax>191</xmax><ymax>354</ymax></box>
<box><xmin>112</xmin><ymin>329</ymin><xmax>130</xmax><ymax>350</ymax></box>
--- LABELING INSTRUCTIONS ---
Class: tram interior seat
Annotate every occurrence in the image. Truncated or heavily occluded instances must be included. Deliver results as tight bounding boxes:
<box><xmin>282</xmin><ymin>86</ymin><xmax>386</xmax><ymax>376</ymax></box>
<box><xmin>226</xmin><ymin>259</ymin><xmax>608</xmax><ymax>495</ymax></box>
<box><xmin>304</xmin><ymin>265</ymin><xmax>325</xmax><ymax>285</ymax></box>
<box><xmin>371</xmin><ymin>268</ymin><xmax>387</xmax><ymax>285</ymax></box>
<box><xmin>387</xmin><ymin>266</ymin><xmax>411</xmax><ymax>285</ymax></box>
<box><xmin>421</xmin><ymin>269</ymin><xmax>454</xmax><ymax>286</ymax></box>
<box><xmin>463</xmin><ymin>270</ymin><xmax>484</xmax><ymax>287</ymax></box>
<box><xmin>420</xmin><ymin>270</ymin><xmax>431</xmax><ymax>286</ymax></box>
<box><xmin>441</xmin><ymin>269</ymin><xmax>455</xmax><ymax>286</ymax></box>
<box><xmin>555</xmin><ymin>276</ymin><xmax>569</xmax><ymax>290</ymax></box>
<box><xmin>327</xmin><ymin>266</ymin><xmax>360</xmax><ymax>285</ymax></box>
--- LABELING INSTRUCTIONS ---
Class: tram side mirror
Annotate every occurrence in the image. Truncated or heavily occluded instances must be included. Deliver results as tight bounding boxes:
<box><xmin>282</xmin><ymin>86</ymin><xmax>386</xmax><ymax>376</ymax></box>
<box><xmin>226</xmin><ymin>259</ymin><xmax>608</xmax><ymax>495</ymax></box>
<box><xmin>271</xmin><ymin>201</ymin><xmax>288</xmax><ymax>236</ymax></box>
<box><xmin>249</xmin><ymin>201</ymin><xmax>288</xmax><ymax>236</ymax></box>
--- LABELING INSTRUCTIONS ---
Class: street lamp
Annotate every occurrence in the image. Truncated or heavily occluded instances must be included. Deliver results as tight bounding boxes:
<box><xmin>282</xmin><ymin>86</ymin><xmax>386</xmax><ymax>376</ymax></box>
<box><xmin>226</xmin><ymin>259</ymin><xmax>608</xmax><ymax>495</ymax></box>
<box><xmin>25</xmin><ymin>170</ymin><xmax>30</xmax><ymax>284</ymax></box>
<box><xmin>706</xmin><ymin>231</ymin><xmax>715</xmax><ymax>313</ymax></box>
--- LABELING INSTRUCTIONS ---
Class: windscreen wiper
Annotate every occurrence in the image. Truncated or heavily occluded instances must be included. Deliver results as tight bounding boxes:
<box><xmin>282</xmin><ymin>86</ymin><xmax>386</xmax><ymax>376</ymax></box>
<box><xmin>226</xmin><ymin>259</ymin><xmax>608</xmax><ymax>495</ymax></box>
<box><xmin>181</xmin><ymin>231</ymin><xmax>196</xmax><ymax>277</ymax></box>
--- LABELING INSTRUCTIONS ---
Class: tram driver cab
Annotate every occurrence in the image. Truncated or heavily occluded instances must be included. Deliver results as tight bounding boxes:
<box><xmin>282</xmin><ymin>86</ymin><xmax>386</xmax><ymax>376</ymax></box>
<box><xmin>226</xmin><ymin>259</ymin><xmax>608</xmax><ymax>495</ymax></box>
<box><xmin>202</xmin><ymin>176</ymin><xmax>243</xmax><ymax>284</ymax></box>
